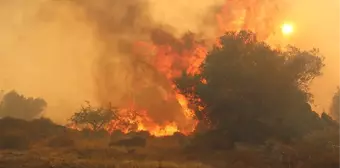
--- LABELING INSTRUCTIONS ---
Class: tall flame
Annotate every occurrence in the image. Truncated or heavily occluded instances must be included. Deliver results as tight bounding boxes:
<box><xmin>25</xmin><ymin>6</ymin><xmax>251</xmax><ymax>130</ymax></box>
<box><xmin>66</xmin><ymin>0</ymin><xmax>283</xmax><ymax>137</ymax></box>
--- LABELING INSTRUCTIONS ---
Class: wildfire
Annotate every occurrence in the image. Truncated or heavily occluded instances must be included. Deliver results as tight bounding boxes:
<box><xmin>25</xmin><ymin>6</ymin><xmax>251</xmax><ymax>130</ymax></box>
<box><xmin>110</xmin><ymin>1</ymin><xmax>279</xmax><ymax>137</ymax></box>
<box><xmin>69</xmin><ymin>0</ymin><xmax>284</xmax><ymax>137</ymax></box>
<box><xmin>106</xmin><ymin>106</ymin><xmax>193</xmax><ymax>136</ymax></box>
<box><xmin>141</xmin><ymin>122</ymin><xmax>179</xmax><ymax>137</ymax></box>
<box><xmin>104</xmin><ymin>35</ymin><xmax>204</xmax><ymax>136</ymax></box>
<box><xmin>175</xmin><ymin>92</ymin><xmax>196</xmax><ymax>119</ymax></box>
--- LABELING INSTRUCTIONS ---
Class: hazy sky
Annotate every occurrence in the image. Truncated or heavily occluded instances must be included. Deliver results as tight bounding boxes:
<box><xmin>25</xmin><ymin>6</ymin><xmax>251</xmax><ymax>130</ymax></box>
<box><xmin>0</xmin><ymin>1</ymin><xmax>98</xmax><ymax>122</ymax></box>
<box><xmin>283</xmin><ymin>0</ymin><xmax>339</xmax><ymax>112</ymax></box>
<box><xmin>0</xmin><ymin>0</ymin><xmax>338</xmax><ymax>123</ymax></box>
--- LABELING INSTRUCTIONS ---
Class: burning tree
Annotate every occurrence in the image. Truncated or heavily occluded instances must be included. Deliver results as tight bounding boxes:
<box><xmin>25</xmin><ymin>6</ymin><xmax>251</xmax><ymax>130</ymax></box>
<box><xmin>69</xmin><ymin>101</ymin><xmax>118</xmax><ymax>132</ymax></box>
<box><xmin>66</xmin><ymin>0</ymin><xmax>284</xmax><ymax>137</ymax></box>
<box><xmin>176</xmin><ymin>31</ymin><xmax>325</xmax><ymax>143</ymax></box>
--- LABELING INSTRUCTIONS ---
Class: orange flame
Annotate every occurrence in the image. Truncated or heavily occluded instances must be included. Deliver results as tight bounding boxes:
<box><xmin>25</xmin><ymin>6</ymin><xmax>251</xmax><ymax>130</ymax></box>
<box><xmin>74</xmin><ymin>0</ymin><xmax>279</xmax><ymax>137</ymax></box>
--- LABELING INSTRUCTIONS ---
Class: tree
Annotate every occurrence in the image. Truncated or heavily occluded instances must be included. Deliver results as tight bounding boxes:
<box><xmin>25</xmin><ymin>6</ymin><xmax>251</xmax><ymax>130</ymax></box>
<box><xmin>175</xmin><ymin>31</ymin><xmax>325</xmax><ymax>143</ymax></box>
<box><xmin>69</xmin><ymin>101</ymin><xmax>118</xmax><ymax>132</ymax></box>
<box><xmin>320</xmin><ymin>112</ymin><xmax>338</xmax><ymax>128</ymax></box>
<box><xmin>0</xmin><ymin>90</ymin><xmax>47</xmax><ymax>120</ymax></box>
<box><xmin>329</xmin><ymin>88</ymin><xmax>339</xmax><ymax>122</ymax></box>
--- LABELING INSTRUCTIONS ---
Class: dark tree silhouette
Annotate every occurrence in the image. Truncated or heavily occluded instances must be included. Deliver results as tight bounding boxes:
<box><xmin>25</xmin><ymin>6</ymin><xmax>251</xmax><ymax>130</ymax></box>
<box><xmin>175</xmin><ymin>31</ymin><xmax>325</xmax><ymax>144</ymax></box>
<box><xmin>320</xmin><ymin>112</ymin><xmax>338</xmax><ymax>128</ymax></box>
<box><xmin>0</xmin><ymin>90</ymin><xmax>47</xmax><ymax>120</ymax></box>
<box><xmin>330</xmin><ymin>88</ymin><xmax>339</xmax><ymax>122</ymax></box>
<box><xmin>69</xmin><ymin>101</ymin><xmax>118</xmax><ymax>131</ymax></box>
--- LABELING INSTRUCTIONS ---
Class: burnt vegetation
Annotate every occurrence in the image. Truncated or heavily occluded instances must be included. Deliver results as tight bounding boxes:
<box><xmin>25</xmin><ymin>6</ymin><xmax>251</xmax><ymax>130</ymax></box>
<box><xmin>0</xmin><ymin>31</ymin><xmax>338</xmax><ymax>168</ymax></box>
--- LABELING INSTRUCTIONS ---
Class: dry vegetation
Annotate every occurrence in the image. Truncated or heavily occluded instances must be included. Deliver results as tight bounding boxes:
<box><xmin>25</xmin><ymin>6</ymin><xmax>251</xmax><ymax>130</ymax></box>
<box><xmin>0</xmin><ymin>117</ymin><xmax>338</xmax><ymax>168</ymax></box>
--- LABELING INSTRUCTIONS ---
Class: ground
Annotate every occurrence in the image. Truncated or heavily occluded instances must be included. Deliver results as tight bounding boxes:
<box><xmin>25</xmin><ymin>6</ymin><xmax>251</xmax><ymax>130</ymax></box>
<box><xmin>0</xmin><ymin>135</ymin><xmax>212</xmax><ymax>168</ymax></box>
<box><xmin>0</xmin><ymin>118</ymin><xmax>338</xmax><ymax>168</ymax></box>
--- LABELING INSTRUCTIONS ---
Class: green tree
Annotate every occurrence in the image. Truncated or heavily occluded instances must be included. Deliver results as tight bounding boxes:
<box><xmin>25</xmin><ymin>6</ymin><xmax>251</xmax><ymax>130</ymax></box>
<box><xmin>329</xmin><ymin>88</ymin><xmax>339</xmax><ymax>122</ymax></box>
<box><xmin>69</xmin><ymin>101</ymin><xmax>118</xmax><ymax>131</ymax></box>
<box><xmin>0</xmin><ymin>90</ymin><xmax>47</xmax><ymax>120</ymax></box>
<box><xmin>175</xmin><ymin>31</ymin><xmax>325</xmax><ymax>144</ymax></box>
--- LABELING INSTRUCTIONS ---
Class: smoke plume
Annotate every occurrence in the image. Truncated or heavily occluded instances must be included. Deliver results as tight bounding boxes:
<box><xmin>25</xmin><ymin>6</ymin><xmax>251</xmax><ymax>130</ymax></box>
<box><xmin>0</xmin><ymin>0</ymin><xmax>284</xmax><ymax>129</ymax></box>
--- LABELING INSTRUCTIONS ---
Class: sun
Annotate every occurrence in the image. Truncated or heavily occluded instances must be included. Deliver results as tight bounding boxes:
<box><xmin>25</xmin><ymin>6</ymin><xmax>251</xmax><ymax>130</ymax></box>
<box><xmin>281</xmin><ymin>23</ymin><xmax>294</xmax><ymax>35</ymax></box>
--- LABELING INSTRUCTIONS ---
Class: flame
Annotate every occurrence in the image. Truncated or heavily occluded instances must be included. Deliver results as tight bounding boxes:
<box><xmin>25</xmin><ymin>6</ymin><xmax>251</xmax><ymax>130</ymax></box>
<box><xmin>106</xmin><ymin>106</ymin><xmax>194</xmax><ymax>136</ymax></box>
<box><xmin>70</xmin><ymin>0</ymin><xmax>281</xmax><ymax>137</ymax></box>
<box><xmin>105</xmin><ymin>34</ymin><xmax>204</xmax><ymax>136</ymax></box>
<box><xmin>66</xmin><ymin>123</ymin><xmax>81</xmax><ymax>131</ymax></box>
<box><xmin>175</xmin><ymin>92</ymin><xmax>196</xmax><ymax>119</ymax></box>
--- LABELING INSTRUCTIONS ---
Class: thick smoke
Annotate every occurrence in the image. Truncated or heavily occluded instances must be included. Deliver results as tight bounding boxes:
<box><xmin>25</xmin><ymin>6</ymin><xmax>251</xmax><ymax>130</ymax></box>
<box><xmin>0</xmin><ymin>0</ymin><xmax>284</xmax><ymax>127</ymax></box>
<box><xmin>64</xmin><ymin>0</ymin><xmax>211</xmax><ymax>129</ymax></box>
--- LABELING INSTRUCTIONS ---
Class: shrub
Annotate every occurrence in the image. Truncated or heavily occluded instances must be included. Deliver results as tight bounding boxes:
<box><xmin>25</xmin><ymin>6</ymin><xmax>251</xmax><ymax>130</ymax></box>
<box><xmin>110</xmin><ymin>130</ymin><xmax>125</xmax><ymax>140</ymax></box>
<box><xmin>109</xmin><ymin>136</ymin><xmax>146</xmax><ymax>148</ymax></box>
<box><xmin>131</xmin><ymin>131</ymin><xmax>151</xmax><ymax>138</ymax></box>
<box><xmin>0</xmin><ymin>117</ymin><xmax>28</xmax><ymax>134</ymax></box>
<box><xmin>47</xmin><ymin>135</ymin><xmax>75</xmax><ymax>148</ymax></box>
<box><xmin>0</xmin><ymin>133</ymin><xmax>30</xmax><ymax>150</ymax></box>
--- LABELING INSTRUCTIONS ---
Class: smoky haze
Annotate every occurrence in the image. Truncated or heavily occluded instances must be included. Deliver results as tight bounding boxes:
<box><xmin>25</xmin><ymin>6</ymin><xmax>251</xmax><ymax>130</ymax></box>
<box><xmin>0</xmin><ymin>0</ymin><xmax>98</xmax><ymax>123</ymax></box>
<box><xmin>1</xmin><ymin>0</ymin><xmax>335</xmax><ymax>126</ymax></box>
<box><xmin>0</xmin><ymin>0</ymin><xmax>231</xmax><ymax>125</ymax></box>
<box><xmin>284</xmin><ymin>0</ymin><xmax>340</xmax><ymax>113</ymax></box>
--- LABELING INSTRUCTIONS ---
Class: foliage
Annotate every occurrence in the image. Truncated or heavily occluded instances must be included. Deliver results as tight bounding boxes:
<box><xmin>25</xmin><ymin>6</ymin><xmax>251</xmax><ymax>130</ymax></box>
<box><xmin>175</xmin><ymin>31</ymin><xmax>325</xmax><ymax>143</ymax></box>
<box><xmin>329</xmin><ymin>87</ymin><xmax>339</xmax><ymax>122</ymax></box>
<box><xmin>0</xmin><ymin>90</ymin><xmax>47</xmax><ymax>120</ymax></box>
<box><xmin>69</xmin><ymin>101</ymin><xmax>118</xmax><ymax>131</ymax></box>
<box><xmin>320</xmin><ymin>112</ymin><xmax>339</xmax><ymax>128</ymax></box>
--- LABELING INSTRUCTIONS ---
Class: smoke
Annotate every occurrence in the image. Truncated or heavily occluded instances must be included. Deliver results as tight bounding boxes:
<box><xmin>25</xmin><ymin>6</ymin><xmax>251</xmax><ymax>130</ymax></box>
<box><xmin>0</xmin><ymin>0</ymin><xmax>284</xmax><ymax>127</ymax></box>
<box><xmin>0</xmin><ymin>0</ymin><xmax>98</xmax><ymax>123</ymax></box>
<box><xmin>65</xmin><ymin>0</ymin><xmax>214</xmax><ymax>129</ymax></box>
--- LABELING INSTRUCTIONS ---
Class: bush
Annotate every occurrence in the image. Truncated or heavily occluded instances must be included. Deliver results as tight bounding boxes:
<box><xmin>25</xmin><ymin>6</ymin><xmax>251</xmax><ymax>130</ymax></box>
<box><xmin>47</xmin><ymin>135</ymin><xmax>75</xmax><ymax>148</ymax></box>
<box><xmin>0</xmin><ymin>133</ymin><xmax>30</xmax><ymax>150</ymax></box>
<box><xmin>186</xmin><ymin>130</ymin><xmax>235</xmax><ymax>152</ymax></box>
<box><xmin>29</xmin><ymin>118</ymin><xmax>65</xmax><ymax>140</ymax></box>
<box><xmin>80</xmin><ymin>128</ymin><xmax>109</xmax><ymax>139</ymax></box>
<box><xmin>93</xmin><ymin>129</ymin><xmax>109</xmax><ymax>138</ymax></box>
<box><xmin>110</xmin><ymin>130</ymin><xmax>125</xmax><ymax>141</ymax></box>
<box><xmin>132</xmin><ymin>131</ymin><xmax>151</xmax><ymax>138</ymax></box>
<box><xmin>0</xmin><ymin>117</ymin><xmax>28</xmax><ymax>133</ymax></box>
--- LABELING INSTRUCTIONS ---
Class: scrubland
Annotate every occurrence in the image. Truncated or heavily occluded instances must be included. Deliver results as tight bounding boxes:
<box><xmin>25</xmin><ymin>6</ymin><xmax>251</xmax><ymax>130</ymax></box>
<box><xmin>0</xmin><ymin>117</ymin><xmax>338</xmax><ymax>168</ymax></box>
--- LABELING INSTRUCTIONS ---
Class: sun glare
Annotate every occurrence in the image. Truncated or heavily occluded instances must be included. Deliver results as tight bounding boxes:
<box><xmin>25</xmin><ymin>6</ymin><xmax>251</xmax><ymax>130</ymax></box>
<box><xmin>281</xmin><ymin>23</ymin><xmax>294</xmax><ymax>35</ymax></box>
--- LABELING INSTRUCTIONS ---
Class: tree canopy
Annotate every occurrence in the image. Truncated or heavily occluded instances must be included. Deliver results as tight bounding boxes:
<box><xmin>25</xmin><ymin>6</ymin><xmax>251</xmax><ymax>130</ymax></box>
<box><xmin>175</xmin><ymin>31</ymin><xmax>325</xmax><ymax>143</ymax></box>
<box><xmin>0</xmin><ymin>91</ymin><xmax>47</xmax><ymax>120</ymax></box>
<box><xmin>69</xmin><ymin>101</ymin><xmax>118</xmax><ymax>131</ymax></box>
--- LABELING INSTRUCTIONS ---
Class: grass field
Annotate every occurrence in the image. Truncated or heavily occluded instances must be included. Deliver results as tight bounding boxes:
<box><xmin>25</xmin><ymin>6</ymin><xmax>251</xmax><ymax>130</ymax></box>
<box><xmin>0</xmin><ymin>117</ymin><xmax>338</xmax><ymax>168</ymax></box>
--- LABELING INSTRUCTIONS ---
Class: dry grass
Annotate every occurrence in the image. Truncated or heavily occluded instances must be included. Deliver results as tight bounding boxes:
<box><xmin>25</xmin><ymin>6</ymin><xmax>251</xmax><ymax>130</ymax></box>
<box><xmin>0</xmin><ymin>118</ymin><xmax>338</xmax><ymax>168</ymax></box>
<box><xmin>0</xmin><ymin>148</ymin><xmax>212</xmax><ymax>168</ymax></box>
